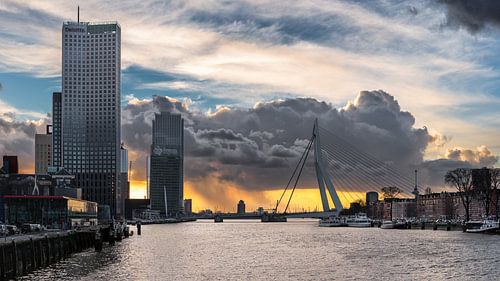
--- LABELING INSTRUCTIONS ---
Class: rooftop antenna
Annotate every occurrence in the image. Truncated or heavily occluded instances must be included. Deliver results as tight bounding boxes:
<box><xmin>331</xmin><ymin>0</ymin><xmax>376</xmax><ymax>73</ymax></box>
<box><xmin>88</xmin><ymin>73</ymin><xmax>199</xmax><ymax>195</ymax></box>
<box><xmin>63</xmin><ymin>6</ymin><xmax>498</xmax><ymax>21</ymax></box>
<box><xmin>77</xmin><ymin>6</ymin><xmax>80</xmax><ymax>24</ymax></box>
<box><xmin>412</xmin><ymin>169</ymin><xmax>419</xmax><ymax>197</ymax></box>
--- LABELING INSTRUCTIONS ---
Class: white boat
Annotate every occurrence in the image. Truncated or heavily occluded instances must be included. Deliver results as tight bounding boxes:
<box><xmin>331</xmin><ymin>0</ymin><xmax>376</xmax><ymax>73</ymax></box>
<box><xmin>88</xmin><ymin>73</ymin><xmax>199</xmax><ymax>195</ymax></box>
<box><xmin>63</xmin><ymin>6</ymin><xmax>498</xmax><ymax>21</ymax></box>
<box><xmin>380</xmin><ymin>219</ymin><xmax>408</xmax><ymax>229</ymax></box>
<box><xmin>380</xmin><ymin>220</ymin><xmax>394</xmax><ymax>229</ymax></box>
<box><xmin>346</xmin><ymin>213</ymin><xmax>372</xmax><ymax>227</ymax></box>
<box><xmin>466</xmin><ymin>218</ymin><xmax>499</xmax><ymax>233</ymax></box>
<box><xmin>319</xmin><ymin>216</ymin><xmax>346</xmax><ymax>227</ymax></box>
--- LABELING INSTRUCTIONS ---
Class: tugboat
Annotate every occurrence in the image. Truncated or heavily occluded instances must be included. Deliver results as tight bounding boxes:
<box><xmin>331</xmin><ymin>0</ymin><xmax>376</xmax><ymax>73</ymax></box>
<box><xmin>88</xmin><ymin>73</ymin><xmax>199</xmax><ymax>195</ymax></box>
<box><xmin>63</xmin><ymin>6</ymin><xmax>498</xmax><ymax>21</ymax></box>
<box><xmin>261</xmin><ymin>212</ymin><xmax>287</xmax><ymax>222</ymax></box>
<box><xmin>319</xmin><ymin>216</ymin><xmax>347</xmax><ymax>227</ymax></box>
<box><xmin>214</xmin><ymin>214</ymin><xmax>223</xmax><ymax>223</ymax></box>
<box><xmin>466</xmin><ymin>218</ymin><xmax>499</xmax><ymax>233</ymax></box>
<box><xmin>346</xmin><ymin>213</ymin><xmax>372</xmax><ymax>227</ymax></box>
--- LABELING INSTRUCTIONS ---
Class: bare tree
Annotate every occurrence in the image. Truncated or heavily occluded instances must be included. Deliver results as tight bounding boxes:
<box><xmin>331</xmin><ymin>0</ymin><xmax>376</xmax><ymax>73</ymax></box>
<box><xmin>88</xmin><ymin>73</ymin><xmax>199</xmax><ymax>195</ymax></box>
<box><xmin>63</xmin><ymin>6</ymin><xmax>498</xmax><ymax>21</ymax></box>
<box><xmin>445</xmin><ymin>168</ymin><xmax>473</xmax><ymax>222</ymax></box>
<box><xmin>473</xmin><ymin>168</ymin><xmax>493</xmax><ymax>217</ymax></box>
<box><xmin>381</xmin><ymin>186</ymin><xmax>401</xmax><ymax>199</ymax></box>
<box><xmin>491</xmin><ymin>169</ymin><xmax>500</xmax><ymax>219</ymax></box>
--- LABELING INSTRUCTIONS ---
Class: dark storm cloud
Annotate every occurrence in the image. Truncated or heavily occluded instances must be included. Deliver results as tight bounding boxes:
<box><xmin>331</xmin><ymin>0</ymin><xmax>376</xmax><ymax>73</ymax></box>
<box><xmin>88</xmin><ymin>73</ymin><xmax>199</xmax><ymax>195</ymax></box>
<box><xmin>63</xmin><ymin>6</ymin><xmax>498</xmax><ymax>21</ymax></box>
<box><xmin>123</xmin><ymin>90</ymin><xmax>464</xmax><ymax>191</ymax></box>
<box><xmin>439</xmin><ymin>0</ymin><xmax>500</xmax><ymax>33</ymax></box>
<box><xmin>0</xmin><ymin>113</ymin><xmax>45</xmax><ymax>172</ymax></box>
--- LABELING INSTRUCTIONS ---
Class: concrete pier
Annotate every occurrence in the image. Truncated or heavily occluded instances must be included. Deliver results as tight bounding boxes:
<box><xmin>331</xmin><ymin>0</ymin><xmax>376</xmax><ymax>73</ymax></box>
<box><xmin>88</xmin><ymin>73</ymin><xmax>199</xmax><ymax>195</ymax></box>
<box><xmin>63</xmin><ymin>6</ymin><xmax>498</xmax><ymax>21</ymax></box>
<box><xmin>0</xmin><ymin>230</ymin><xmax>95</xmax><ymax>280</ymax></box>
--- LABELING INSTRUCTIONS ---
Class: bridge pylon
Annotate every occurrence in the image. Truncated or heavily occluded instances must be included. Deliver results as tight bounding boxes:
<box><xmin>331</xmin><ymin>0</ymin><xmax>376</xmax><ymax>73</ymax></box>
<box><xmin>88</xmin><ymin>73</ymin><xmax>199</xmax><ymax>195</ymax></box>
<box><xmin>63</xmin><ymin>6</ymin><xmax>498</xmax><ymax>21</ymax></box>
<box><xmin>313</xmin><ymin>119</ymin><xmax>343</xmax><ymax>216</ymax></box>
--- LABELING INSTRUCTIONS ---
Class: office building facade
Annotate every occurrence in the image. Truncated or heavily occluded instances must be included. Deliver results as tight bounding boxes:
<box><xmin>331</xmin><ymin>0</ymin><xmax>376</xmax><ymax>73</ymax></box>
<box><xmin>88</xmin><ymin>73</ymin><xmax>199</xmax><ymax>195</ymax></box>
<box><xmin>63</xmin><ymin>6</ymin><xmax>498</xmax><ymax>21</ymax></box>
<box><xmin>56</xmin><ymin>21</ymin><xmax>121</xmax><ymax>214</ymax></box>
<box><xmin>150</xmin><ymin>112</ymin><xmax>184</xmax><ymax>216</ymax></box>
<box><xmin>35</xmin><ymin>125</ymin><xmax>53</xmax><ymax>175</ymax></box>
<box><xmin>237</xmin><ymin>200</ymin><xmax>245</xmax><ymax>214</ymax></box>
<box><xmin>117</xmin><ymin>145</ymin><xmax>129</xmax><ymax>217</ymax></box>
<box><xmin>52</xmin><ymin>92</ymin><xmax>62</xmax><ymax>168</ymax></box>
<box><xmin>2</xmin><ymin>156</ymin><xmax>18</xmax><ymax>174</ymax></box>
<box><xmin>184</xmin><ymin>199</ymin><xmax>192</xmax><ymax>215</ymax></box>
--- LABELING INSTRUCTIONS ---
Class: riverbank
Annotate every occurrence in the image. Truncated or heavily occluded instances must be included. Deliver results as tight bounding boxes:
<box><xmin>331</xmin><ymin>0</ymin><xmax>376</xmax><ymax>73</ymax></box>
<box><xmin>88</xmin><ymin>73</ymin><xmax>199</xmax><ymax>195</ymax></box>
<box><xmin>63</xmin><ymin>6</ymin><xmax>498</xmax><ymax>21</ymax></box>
<box><xmin>0</xmin><ymin>230</ymin><xmax>95</xmax><ymax>280</ymax></box>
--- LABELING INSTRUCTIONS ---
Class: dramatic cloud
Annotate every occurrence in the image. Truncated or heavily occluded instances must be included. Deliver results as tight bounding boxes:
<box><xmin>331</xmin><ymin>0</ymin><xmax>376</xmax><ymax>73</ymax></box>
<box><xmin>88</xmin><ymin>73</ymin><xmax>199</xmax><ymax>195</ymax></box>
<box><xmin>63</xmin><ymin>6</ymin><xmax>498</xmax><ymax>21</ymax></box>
<box><xmin>0</xmin><ymin>113</ymin><xmax>47</xmax><ymax>173</ymax></box>
<box><xmin>121</xmin><ymin>90</ymin><xmax>498</xmax><ymax>206</ymax></box>
<box><xmin>439</xmin><ymin>0</ymin><xmax>500</xmax><ymax>33</ymax></box>
<box><xmin>445</xmin><ymin>146</ymin><xmax>499</xmax><ymax>167</ymax></box>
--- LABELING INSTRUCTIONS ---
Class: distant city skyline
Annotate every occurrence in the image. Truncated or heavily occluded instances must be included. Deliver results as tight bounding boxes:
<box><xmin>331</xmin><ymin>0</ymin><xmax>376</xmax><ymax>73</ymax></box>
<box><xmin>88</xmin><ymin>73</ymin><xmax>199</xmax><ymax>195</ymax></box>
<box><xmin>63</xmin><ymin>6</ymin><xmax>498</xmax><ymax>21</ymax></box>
<box><xmin>0</xmin><ymin>1</ymin><xmax>499</xmax><ymax>212</ymax></box>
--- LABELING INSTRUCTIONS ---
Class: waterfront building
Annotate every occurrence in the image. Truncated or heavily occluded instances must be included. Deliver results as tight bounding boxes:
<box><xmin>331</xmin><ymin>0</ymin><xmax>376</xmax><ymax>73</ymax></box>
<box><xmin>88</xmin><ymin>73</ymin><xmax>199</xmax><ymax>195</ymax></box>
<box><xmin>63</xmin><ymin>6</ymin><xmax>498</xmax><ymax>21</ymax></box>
<box><xmin>124</xmin><ymin>198</ymin><xmax>150</xmax><ymax>220</ymax></box>
<box><xmin>416</xmin><ymin>191</ymin><xmax>499</xmax><ymax>221</ymax></box>
<box><xmin>55</xmin><ymin>20</ymin><xmax>121</xmax><ymax>215</ymax></box>
<box><xmin>149</xmin><ymin>112</ymin><xmax>184</xmax><ymax>216</ymax></box>
<box><xmin>0</xmin><ymin>171</ymin><xmax>80</xmax><ymax>199</ymax></box>
<box><xmin>390</xmin><ymin>198</ymin><xmax>416</xmax><ymax>219</ymax></box>
<box><xmin>237</xmin><ymin>200</ymin><xmax>245</xmax><ymax>214</ymax></box>
<box><xmin>366</xmin><ymin>191</ymin><xmax>378</xmax><ymax>204</ymax></box>
<box><xmin>365</xmin><ymin>191</ymin><xmax>379</xmax><ymax>219</ymax></box>
<box><xmin>2</xmin><ymin>156</ymin><xmax>18</xmax><ymax>174</ymax></box>
<box><xmin>117</xmin><ymin>144</ymin><xmax>129</xmax><ymax>218</ymax></box>
<box><xmin>35</xmin><ymin>125</ymin><xmax>53</xmax><ymax>175</ymax></box>
<box><xmin>3</xmin><ymin>195</ymin><xmax>97</xmax><ymax>229</ymax></box>
<box><xmin>184</xmin><ymin>199</ymin><xmax>192</xmax><ymax>215</ymax></box>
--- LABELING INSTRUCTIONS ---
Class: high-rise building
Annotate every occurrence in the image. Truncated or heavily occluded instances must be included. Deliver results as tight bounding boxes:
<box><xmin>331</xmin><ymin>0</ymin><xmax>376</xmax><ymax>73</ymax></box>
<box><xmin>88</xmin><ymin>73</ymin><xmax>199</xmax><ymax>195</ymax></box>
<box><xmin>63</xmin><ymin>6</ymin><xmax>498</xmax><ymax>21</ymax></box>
<box><xmin>2</xmin><ymin>156</ymin><xmax>18</xmax><ymax>174</ymax></box>
<box><xmin>57</xmin><ymin>20</ymin><xmax>121</xmax><ymax>214</ymax></box>
<box><xmin>35</xmin><ymin>125</ymin><xmax>53</xmax><ymax>175</ymax></box>
<box><xmin>184</xmin><ymin>199</ymin><xmax>192</xmax><ymax>215</ymax></box>
<box><xmin>237</xmin><ymin>200</ymin><xmax>246</xmax><ymax>214</ymax></box>
<box><xmin>366</xmin><ymin>191</ymin><xmax>379</xmax><ymax>205</ymax></box>
<box><xmin>150</xmin><ymin>112</ymin><xmax>184</xmax><ymax>216</ymax></box>
<box><xmin>117</xmin><ymin>144</ymin><xmax>129</xmax><ymax>217</ymax></box>
<box><xmin>52</xmin><ymin>92</ymin><xmax>62</xmax><ymax>168</ymax></box>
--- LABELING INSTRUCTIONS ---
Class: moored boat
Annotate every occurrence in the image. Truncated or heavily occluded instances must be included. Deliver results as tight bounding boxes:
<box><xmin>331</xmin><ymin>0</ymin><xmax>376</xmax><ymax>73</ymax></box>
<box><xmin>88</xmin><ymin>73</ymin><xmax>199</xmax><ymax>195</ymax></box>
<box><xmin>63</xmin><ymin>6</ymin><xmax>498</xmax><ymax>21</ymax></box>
<box><xmin>380</xmin><ymin>219</ymin><xmax>408</xmax><ymax>229</ymax></box>
<box><xmin>466</xmin><ymin>218</ymin><xmax>499</xmax><ymax>233</ymax></box>
<box><xmin>319</xmin><ymin>216</ymin><xmax>347</xmax><ymax>227</ymax></box>
<box><xmin>261</xmin><ymin>212</ymin><xmax>287</xmax><ymax>222</ymax></box>
<box><xmin>346</xmin><ymin>213</ymin><xmax>372</xmax><ymax>227</ymax></box>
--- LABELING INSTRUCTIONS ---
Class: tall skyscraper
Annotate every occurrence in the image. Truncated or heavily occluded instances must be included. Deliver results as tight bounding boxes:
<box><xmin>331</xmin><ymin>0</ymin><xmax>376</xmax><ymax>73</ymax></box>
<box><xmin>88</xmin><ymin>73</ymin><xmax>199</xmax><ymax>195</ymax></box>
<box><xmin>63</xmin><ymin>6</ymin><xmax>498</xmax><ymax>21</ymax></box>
<box><xmin>52</xmin><ymin>92</ymin><xmax>62</xmax><ymax>169</ymax></box>
<box><xmin>117</xmin><ymin>144</ymin><xmax>129</xmax><ymax>218</ymax></box>
<box><xmin>35</xmin><ymin>125</ymin><xmax>53</xmax><ymax>174</ymax></box>
<box><xmin>150</xmin><ymin>112</ymin><xmax>184</xmax><ymax>216</ymax></box>
<box><xmin>2</xmin><ymin>156</ymin><xmax>18</xmax><ymax>174</ymax></box>
<box><xmin>237</xmin><ymin>200</ymin><xmax>246</xmax><ymax>214</ymax></box>
<box><xmin>56</xmin><ymin>19</ymin><xmax>121</xmax><ymax>214</ymax></box>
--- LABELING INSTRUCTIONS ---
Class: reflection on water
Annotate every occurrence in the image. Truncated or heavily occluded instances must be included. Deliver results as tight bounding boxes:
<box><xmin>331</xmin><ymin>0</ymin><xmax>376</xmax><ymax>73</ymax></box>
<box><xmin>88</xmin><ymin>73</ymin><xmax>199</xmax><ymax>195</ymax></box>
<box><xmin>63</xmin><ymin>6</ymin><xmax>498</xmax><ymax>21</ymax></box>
<box><xmin>20</xmin><ymin>219</ymin><xmax>500</xmax><ymax>280</ymax></box>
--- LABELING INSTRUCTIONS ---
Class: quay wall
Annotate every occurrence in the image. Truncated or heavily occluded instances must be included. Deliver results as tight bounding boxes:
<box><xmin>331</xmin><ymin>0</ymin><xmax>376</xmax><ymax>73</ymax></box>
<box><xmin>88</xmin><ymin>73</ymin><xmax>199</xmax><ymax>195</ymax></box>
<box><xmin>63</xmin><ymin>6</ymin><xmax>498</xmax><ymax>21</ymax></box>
<box><xmin>0</xmin><ymin>231</ymin><xmax>95</xmax><ymax>280</ymax></box>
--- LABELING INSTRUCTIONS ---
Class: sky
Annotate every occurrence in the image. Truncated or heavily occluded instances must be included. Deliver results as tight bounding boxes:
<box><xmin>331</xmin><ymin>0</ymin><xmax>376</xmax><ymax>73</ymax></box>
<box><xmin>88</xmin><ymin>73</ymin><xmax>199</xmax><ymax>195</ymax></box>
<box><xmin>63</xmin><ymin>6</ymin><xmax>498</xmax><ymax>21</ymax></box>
<box><xmin>0</xmin><ymin>0</ymin><xmax>499</xmax><ymax>212</ymax></box>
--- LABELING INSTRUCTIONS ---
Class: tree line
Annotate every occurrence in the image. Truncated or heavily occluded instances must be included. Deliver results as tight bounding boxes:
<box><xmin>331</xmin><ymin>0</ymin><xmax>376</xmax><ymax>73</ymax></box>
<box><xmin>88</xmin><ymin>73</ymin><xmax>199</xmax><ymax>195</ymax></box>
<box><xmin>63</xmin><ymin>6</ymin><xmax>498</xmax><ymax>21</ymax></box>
<box><xmin>445</xmin><ymin>168</ymin><xmax>500</xmax><ymax>222</ymax></box>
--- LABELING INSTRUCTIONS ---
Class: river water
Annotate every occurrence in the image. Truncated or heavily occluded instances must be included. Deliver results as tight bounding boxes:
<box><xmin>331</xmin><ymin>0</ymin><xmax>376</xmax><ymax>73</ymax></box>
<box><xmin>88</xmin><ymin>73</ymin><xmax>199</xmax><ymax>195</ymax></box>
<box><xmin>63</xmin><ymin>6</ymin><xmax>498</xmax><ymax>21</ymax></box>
<box><xmin>20</xmin><ymin>219</ymin><xmax>500</xmax><ymax>281</ymax></box>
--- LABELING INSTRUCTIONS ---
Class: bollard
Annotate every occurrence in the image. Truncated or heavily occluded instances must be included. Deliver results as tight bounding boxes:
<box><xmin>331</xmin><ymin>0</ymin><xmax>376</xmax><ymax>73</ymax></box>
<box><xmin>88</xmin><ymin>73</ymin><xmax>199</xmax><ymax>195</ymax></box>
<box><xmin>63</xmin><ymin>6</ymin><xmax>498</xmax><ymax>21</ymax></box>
<box><xmin>30</xmin><ymin>237</ymin><xmax>35</xmax><ymax>272</ymax></box>
<box><xmin>433</xmin><ymin>224</ymin><xmax>437</xmax><ymax>231</ymax></box>
<box><xmin>94</xmin><ymin>232</ymin><xmax>103</xmax><ymax>252</ymax></box>
<box><xmin>137</xmin><ymin>222</ymin><xmax>142</xmax><ymax>236</ymax></box>
<box><xmin>421</xmin><ymin>222</ymin><xmax>425</xmax><ymax>230</ymax></box>
<box><xmin>11</xmin><ymin>241</ymin><xmax>17</xmax><ymax>278</ymax></box>
<box><xmin>446</xmin><ymin>223</ymin><xmax>451</xmax><ymax>231</ymax></box>
<box><xmin>1</xmin><ymin>244</ymin><xmax>5</xmax><ymax>280</ymax></box>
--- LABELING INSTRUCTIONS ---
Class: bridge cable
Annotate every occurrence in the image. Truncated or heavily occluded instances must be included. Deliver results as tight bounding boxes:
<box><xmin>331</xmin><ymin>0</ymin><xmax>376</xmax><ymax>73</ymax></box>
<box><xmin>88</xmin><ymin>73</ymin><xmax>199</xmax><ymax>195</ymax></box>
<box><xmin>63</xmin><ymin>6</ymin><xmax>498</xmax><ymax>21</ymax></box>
<box><xmin>320</xmin><ymin>126</ymin><xmax>419</xmax><ymax>193</ymax></box>
<box><xmin>275</xmin><ymin>134</ymin><xmax>314</xmax><ymax>213</ymax></box>
<box><xmin>318</xmin><ymin>126</ymin><xmax>418</xmax><ymax>195</ymax></box>
<box><xmin>284</xmin><ymin>135</ymin><xmax>315</xmax><ymax>214</ymax></box>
